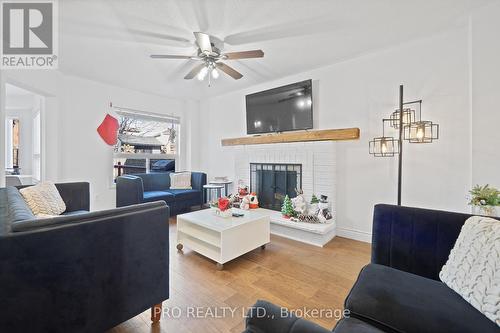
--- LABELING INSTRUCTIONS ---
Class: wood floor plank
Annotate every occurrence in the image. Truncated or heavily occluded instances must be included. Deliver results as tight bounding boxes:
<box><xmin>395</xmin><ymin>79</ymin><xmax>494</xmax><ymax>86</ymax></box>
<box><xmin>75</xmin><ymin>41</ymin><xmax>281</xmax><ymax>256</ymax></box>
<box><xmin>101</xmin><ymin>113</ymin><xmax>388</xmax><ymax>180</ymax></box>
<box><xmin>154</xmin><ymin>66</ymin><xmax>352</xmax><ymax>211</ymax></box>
<box><xmin>110</xmin><ymin>216</ymin><xmax>370</xmax><ymax>333</ymax></box>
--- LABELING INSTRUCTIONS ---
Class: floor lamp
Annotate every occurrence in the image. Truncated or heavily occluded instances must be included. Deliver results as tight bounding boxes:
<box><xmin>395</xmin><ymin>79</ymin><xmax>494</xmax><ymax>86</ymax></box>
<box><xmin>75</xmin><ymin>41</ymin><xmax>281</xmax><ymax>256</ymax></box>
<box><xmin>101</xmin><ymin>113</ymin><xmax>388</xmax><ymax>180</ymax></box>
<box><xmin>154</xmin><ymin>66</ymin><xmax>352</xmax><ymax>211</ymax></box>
<box><xmin>369</xmin><ymin>85</ymin><xmax>439</xmax><ymax>205</ymax></box>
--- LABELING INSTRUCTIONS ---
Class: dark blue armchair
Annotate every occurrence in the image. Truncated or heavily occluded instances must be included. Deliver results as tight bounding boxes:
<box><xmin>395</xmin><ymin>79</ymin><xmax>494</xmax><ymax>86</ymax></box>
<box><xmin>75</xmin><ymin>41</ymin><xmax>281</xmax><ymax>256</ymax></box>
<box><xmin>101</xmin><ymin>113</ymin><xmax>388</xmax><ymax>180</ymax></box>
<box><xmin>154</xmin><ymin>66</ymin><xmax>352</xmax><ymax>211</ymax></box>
<box><xmin>116</xmin><ymin>172</ymin><xmax>207</xmax><ymax>215</ymax></box>
<box><xmin>244</xmin><ymin>204</ymin><xmax>499</xmax><ymax>333</ymax></box>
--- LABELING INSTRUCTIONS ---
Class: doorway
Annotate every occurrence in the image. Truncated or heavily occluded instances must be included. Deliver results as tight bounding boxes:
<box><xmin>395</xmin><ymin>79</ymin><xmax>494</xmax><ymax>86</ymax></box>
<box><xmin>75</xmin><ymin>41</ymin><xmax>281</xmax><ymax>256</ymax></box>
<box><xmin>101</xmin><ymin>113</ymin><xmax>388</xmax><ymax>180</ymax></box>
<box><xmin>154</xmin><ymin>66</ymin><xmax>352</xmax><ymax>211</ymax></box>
<box><xmin>3</xmin><ymin>84</ymin><xmax>44</xmax><ymax>187</ymax></box>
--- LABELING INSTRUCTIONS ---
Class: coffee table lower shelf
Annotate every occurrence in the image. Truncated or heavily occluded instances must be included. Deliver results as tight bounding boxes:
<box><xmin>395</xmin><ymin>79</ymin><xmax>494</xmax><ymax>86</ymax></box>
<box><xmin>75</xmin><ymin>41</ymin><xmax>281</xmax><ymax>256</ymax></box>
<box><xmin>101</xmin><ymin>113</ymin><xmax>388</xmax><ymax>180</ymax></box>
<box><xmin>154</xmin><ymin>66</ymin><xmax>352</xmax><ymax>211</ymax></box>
<box><xmin>176</xmin><ymin>209</ymin><xmax>270</xmax><ymax>270</ymax></box>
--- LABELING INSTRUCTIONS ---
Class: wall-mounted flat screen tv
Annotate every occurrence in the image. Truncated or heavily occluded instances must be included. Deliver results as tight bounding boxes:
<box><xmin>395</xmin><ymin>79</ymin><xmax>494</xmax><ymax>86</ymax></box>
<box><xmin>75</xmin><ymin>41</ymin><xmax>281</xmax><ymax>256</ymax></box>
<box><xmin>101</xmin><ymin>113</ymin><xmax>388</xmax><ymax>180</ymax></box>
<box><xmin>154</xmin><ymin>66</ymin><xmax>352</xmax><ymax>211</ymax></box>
<box><xmin>246</xmin><ymin>79</ymin><xmax>313</xmax><ymax>134</ymax></box>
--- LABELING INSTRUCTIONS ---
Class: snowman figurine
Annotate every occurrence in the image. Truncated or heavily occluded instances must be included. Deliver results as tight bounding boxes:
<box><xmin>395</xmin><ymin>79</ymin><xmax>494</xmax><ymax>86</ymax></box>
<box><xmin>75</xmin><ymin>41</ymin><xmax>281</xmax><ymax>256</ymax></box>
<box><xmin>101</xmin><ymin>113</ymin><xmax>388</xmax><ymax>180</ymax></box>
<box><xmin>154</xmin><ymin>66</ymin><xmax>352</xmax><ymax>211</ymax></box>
<box><xmin>317</xmin><ymin>195</ymin><xmax>333</xmax><ymax>223</ymax></box>
<box><xmin>248</xmin><ymin>192</ymin><xmax>259</xmax><ymax>209</ymax></box>
<box><xmin>240</xmin><ymin>195</ymin><xmax>251</xmax><ymax>210</ymax></box>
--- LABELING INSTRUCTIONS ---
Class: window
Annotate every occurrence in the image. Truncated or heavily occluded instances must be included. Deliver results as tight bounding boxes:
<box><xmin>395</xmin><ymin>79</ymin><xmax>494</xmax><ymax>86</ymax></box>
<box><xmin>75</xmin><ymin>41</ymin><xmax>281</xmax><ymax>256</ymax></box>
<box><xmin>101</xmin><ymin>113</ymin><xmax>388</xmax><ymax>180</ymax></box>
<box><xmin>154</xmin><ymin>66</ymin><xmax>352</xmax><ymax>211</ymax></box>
<box><xmin>112</xmin><ymin>109</ymin><xmax>179</xmax><ymax>181</ymax></box>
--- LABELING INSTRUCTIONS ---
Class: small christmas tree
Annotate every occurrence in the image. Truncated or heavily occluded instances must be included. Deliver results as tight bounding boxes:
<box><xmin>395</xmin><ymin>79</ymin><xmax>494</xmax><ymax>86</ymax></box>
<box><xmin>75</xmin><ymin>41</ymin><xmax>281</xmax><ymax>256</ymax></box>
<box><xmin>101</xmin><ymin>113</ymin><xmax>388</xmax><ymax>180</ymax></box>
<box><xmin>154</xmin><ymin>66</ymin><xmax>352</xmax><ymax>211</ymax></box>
<box><xmin>310</xmin><ymin>194</ymin><xmax>319</xmax><ymax>204</ymax></box>
<box><xmin>281</xmin><ymin>195</ymin><xmax>295</xmax><ymax>218</ymax></box>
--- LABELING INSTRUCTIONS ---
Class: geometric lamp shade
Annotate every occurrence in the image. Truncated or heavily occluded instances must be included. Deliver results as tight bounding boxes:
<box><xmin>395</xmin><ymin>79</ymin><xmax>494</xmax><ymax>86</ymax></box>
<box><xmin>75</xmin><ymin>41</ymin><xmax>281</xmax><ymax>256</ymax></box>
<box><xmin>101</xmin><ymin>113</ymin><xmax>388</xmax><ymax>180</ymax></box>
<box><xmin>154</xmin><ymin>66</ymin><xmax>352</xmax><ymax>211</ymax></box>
<box><xmin>97</xmin><ymin>114</ymin><xmax>119</xmax><ymax>145</ymax></box>
<box><xmin>369</xmin><ymin>136</ymin><xmax>400</xmax><ymax>157</ymax></box>
<box><xmin>404</xmin><ymin>120</ymin><xmax>439</xmax><ymax>143</ymax></box>
<box><xmin>389</xmin><ymin>108</ymin><xmax>415</xmax><ymax>129</ymax></box>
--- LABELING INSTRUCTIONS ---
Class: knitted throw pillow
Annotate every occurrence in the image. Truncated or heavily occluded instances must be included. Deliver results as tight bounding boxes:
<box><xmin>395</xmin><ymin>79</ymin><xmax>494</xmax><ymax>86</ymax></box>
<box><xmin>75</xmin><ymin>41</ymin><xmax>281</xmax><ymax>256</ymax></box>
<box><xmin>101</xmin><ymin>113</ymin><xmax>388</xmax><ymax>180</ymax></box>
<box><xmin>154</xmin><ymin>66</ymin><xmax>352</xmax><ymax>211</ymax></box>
<box><xmin>20</xmin><ymin>182</ymin><xmax>66</xmax><ymax>216</ymax></box>
<box><xmin>170</xmin><ymin>172</ymin><xmax>192</xmax><ymax>190</ymax></box>
<box><xmin>439</xmin><ymin>216</ymin><xmax>500</xmax><ymax>326</ymax></box>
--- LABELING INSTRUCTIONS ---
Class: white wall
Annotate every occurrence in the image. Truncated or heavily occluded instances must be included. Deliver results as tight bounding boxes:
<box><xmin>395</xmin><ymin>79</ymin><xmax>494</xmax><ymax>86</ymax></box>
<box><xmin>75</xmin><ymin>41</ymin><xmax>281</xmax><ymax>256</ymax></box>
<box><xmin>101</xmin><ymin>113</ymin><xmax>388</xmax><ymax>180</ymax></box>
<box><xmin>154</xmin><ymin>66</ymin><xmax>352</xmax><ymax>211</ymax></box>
<box><xmin>197</xmin><ymin>26</ymin><xmax>474</xmax><ymax>242</ymax></box>
<box><xmin>471</xmin><ymin>2</ymin><xmax>500</xmax><ymax>188</ymax></box>
<box><xmin>1</xmin><ymin>71</ymin><xmax>189</xmax><ymax>211</ymax></box>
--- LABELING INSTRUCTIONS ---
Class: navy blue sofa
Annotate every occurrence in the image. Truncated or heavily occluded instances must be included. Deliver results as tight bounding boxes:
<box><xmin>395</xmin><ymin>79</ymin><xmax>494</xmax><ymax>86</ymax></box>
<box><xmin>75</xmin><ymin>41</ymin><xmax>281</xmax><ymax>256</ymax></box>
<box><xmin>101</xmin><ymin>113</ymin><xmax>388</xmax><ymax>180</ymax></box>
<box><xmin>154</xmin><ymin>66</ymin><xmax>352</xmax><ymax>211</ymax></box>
<box><xmin>244</xmin><ymin>204</ymin><xmax>499</xmax><ymax>333</ymax></box>
<box><xmin>0</xmin><ymin>183</ymin><xmax>170</xmax><ymax>333</ymax></box>
<box><xmin>116</xmin><ymin>172</ymin><xmax>207</xmax><ymax>215</ymax></box>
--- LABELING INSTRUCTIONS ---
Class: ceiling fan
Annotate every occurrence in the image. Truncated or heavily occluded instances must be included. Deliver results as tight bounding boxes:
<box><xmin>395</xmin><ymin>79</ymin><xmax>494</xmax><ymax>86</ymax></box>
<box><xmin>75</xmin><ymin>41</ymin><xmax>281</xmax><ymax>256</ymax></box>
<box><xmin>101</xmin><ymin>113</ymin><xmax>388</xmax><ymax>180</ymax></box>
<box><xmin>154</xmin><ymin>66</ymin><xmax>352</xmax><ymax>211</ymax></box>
<box><xmin>150</xmin><ymin>32</ymin><xmax>264</xmax><ymax>85</ymax></box>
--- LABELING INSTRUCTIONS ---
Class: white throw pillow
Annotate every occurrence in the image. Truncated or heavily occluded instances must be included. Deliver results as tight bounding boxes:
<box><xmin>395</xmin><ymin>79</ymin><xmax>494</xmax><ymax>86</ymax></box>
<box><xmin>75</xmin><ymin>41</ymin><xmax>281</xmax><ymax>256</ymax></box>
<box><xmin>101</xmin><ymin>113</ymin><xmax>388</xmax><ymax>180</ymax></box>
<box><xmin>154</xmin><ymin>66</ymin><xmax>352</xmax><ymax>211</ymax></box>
<box><xmin>20</xmin><ymin>182</ymin><xmax>66</xmax><ymax>216</ymax></box>
<box><xmin>439</xmin><ymin>216</ymin><xmax>500</xmax><ymax>326</ymax></box>
<box><xmin>170</xmin><ymin>172</ymin><xmax>192</xmax><ymax>190</ymax></box>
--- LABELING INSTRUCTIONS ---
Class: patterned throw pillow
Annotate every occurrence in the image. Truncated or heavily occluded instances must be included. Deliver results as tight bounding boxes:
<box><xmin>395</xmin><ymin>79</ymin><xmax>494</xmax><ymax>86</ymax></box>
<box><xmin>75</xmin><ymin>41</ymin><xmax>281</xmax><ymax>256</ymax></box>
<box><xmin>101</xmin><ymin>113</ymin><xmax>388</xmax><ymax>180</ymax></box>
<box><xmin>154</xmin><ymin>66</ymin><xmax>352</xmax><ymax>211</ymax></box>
<box><xmin>19</xmin><ymin>182</ymin><xmax>66</xmax><ymax>216</ymax></box>
<box><xmin>170</xmin><ymin>172</ymin><xmax>192</xmax><ymax>190</ymax></box>
<box><xmin>440</xmin><ymin>216</ymin><xmax>500</xmax><ymax>326</ymax></box>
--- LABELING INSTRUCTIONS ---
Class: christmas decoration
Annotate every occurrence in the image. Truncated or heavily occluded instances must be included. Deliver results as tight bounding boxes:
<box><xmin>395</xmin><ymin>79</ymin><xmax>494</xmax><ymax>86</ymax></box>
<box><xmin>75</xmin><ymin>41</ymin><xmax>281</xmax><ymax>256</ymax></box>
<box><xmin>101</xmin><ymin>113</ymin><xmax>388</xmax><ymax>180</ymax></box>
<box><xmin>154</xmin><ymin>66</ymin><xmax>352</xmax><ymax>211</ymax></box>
<box><xmin>230</xmin><ymin>180</ymin><xmax>249</xmax><ymax>209</ymax></box>
<box><xmin>291</xmin><ymin>188</ymin><xmax>306</xmax><ymax>214</ymax></box>
<box><xmin>238</xmin><ymin>183</ymin><xmax>249</xmax><ymax>197</ymax></box>
<box><xmin>218</xmin><ymin>197</ymin><xmax>230</xmax><ymax>211</ymax></box>
<box><xmin>291</xmin><ymin>213</ymin><xmax>321</xmax><ymax>223</ymax></box>
<box><xmin>317</xmin><ymin>195</ymin><xmax>333</xmax><ymax>223</ymax></box>
<box><xmin>210</xmin><ymin>196</ymin><xmax>232</xmax><ymax>218</ymax></box>
<box><xmin>281</xmin><ymin>195</ymin><xmax>295</xmax><ymax>218</ymax></box>
<box><xmin>240</xmin><ymin>195</ymin><xmax>251</xmax><ymax>210</ymax></box>
<box><xmin>248</xmin><ymin>192</ymin><xmax>259</xmax><ymax>209</ymax></box>
<box><xmin>307</xmin><ymin>194</ymin><xmax>319</xmax><ymax>215</ymax></box>
<box><xmin>97</xmin><ymin>114</ymin><xmax>119</xmax><ymax>145</ymax></box>
<box><xmin>310</xmin><ymin>194</ymin><xmax>319</xmax><ymax>204</ymax></box>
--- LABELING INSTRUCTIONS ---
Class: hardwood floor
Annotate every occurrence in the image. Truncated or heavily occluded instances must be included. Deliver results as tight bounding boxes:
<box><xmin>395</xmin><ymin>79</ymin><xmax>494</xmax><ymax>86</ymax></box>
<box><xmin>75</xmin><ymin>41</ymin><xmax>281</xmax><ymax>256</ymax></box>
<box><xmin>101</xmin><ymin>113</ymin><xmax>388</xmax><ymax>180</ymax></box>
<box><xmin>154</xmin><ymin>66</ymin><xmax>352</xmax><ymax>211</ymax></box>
<box><xmin>109</xmin><ymin>217</ymin><xmax>371</xmax><ymax>333</ymax></box>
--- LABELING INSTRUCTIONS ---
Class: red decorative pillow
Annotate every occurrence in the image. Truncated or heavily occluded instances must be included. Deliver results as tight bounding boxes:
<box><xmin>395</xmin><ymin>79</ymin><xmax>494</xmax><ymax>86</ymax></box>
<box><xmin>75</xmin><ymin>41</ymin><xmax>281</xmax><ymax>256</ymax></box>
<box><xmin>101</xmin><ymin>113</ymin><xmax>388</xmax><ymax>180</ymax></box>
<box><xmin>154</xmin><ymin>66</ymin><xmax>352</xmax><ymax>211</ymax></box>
<box><xmin>97</xmin><ymin>114</ymin><xmax>119</xmax><ymax>145</ymax></box>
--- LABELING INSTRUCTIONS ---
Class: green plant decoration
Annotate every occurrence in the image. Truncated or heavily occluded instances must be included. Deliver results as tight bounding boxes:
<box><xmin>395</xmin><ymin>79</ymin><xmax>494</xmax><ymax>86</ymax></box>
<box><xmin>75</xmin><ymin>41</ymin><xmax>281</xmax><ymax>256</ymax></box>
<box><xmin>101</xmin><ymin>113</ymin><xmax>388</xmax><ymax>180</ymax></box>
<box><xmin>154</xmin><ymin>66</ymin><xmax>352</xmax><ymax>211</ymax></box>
<box><xmin>310</xmin><ymin>194</ymin><xmax>319</xmax><ymax>205</ymax></box>
<box><xmin>469</xmin><ymin>184</ymin><xmax>500</xmax><ymax>206</ymax></box>
<box><xmin>281</xmin><ymin>195</ymin><xmax>295</xmax><ymax>217</ymax></box>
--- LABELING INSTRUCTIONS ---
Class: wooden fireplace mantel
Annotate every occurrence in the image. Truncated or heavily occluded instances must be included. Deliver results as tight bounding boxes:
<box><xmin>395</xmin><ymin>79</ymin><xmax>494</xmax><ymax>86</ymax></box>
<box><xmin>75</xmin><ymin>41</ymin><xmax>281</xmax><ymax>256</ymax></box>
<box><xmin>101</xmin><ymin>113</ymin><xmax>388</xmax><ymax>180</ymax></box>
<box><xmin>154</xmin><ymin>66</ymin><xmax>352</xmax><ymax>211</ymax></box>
<box><xmin>221</xmin><ymin>128</ymin><xmax>360</xmax><ymax>146</ymax></box>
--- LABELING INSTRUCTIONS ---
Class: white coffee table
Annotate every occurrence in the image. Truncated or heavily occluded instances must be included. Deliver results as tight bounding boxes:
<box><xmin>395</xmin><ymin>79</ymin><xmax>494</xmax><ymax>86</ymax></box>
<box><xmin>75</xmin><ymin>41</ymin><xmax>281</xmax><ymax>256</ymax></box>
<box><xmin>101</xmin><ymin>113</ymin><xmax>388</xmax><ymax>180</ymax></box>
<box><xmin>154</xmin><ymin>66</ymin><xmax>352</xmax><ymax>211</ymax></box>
<box><xmin>176</xmin><ymin>208</ymin><xmax>270</xmax><ymax>270</ymax></box>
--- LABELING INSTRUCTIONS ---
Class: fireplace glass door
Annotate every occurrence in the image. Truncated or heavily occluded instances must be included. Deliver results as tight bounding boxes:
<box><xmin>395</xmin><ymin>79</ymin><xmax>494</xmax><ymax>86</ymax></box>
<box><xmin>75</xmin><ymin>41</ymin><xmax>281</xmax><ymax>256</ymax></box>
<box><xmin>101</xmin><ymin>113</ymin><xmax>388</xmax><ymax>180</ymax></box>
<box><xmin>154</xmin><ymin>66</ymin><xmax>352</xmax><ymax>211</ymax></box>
<box><xmin>250</xmin><ymin>163</ymin><xmax>302</xmax><ymax>211</ymax></box>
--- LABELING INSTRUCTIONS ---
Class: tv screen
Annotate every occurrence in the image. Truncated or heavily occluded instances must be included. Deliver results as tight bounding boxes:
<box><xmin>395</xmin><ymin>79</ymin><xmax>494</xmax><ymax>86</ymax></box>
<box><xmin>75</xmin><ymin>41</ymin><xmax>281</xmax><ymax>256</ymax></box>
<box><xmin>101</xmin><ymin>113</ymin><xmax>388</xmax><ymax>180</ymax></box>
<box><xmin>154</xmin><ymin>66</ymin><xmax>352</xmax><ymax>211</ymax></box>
<box><xmin>246</xmin><ymin>79</ymin><xmax>313</xmax><ymax>134</ymax></box>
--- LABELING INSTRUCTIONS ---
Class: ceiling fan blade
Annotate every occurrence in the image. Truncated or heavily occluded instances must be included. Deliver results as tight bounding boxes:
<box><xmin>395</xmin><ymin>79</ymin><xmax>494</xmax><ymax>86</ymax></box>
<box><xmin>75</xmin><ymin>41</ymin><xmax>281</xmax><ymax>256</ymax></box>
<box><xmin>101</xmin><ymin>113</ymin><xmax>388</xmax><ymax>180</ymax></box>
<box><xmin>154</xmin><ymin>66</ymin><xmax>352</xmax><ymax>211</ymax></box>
<box><xmin>150</xmin><ymin>55</ymin><xmax>195</xmax><ymax>59</ymax></box>
<box><xmin>216</xmin><ymin>62</ymin><xmax>243</xmax><ymax>80</ymax></box>
<box><xmin>224</xmin><ymin>50</ymin><xmax>264</xmax><ymax>60</ymax></box>
<box><xmin>194</xmin><ymin>32</ymin><xmax>212</xmax><ymax>54</ymax></box>
<box><xmin>184</xmin><ymin>63</ymin><xmax>206</xmax><ymax>80</ymax></box>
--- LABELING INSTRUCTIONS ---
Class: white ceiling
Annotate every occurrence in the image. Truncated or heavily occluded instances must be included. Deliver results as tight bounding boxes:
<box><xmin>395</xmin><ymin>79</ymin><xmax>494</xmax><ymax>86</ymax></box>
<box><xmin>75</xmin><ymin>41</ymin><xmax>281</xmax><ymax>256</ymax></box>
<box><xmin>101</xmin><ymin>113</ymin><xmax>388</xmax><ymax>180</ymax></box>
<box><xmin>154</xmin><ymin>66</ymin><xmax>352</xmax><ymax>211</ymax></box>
<box><xmin>60</xmin><ymin>0</ymin><xmax>493</xmax><ymax>100</ymax></box>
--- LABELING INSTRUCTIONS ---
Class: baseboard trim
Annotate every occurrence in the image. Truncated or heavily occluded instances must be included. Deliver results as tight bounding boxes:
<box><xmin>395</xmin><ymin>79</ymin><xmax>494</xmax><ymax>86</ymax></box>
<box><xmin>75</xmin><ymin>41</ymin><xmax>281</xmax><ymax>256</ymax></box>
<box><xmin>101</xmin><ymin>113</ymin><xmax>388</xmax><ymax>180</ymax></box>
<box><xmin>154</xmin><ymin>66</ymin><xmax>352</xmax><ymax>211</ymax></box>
<box><xmin>336</xmin><ymin>227</ymin><xmax>372</xmax><ymax>243</ymax></box>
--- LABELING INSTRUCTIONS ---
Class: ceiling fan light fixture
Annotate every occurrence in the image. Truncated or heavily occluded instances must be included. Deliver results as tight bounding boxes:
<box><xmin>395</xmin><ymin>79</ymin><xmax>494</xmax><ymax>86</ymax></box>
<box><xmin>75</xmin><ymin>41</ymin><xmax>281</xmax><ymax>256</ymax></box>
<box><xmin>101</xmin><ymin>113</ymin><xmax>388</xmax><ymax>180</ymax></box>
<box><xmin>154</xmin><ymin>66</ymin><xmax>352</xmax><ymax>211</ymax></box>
<box><xmin>197</xmin><ymin>66</ymin><xmax>208</xmax><ymax>81</ymax></box>
<box><xmin>211</xmin><ymin>67</ymin><xmax>219</xmax><ymax>79</ymax></box>
<box><xmin>149</xmin><ymin>32</ymin><xmax>263</xmax><ymax>85</ymax></box>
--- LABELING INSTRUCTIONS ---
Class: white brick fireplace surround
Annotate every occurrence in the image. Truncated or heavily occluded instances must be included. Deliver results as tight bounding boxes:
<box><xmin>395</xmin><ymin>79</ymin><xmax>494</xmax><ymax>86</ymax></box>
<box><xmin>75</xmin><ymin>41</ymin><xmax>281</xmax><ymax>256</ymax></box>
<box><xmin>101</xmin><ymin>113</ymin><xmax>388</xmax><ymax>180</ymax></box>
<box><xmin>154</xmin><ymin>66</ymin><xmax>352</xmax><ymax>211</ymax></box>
<box><xmin>232</xmin><ymin>141</ymin><xmax>337</xmax><ymax>246</ymax></box>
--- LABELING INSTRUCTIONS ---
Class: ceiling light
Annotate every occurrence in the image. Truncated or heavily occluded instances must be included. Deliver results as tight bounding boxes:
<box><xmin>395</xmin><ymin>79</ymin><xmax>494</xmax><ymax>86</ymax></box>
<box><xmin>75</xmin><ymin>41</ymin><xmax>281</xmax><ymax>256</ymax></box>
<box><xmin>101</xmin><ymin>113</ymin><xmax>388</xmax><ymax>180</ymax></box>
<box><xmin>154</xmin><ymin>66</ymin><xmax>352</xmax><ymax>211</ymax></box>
<box><xmin>297</xmin><ymin>99</ymin><xmax>306</xmax><ymax>108</ymax></box>
<box><xmin>211</xmin><ymin>68</ymin><xmax>219</xmax><ymax>79</ymax></box>
<box><xmin>197</xmin><ymin>66</ymin><xmax>208</xmax><ymax>81</ymax></box>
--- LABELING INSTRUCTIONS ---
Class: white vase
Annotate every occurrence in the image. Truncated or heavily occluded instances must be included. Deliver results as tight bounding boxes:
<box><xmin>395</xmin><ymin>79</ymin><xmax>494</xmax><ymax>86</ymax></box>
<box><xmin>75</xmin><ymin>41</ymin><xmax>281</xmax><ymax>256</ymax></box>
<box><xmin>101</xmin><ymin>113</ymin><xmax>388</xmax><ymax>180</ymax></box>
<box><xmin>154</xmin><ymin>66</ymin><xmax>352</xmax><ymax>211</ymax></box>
<box><xmin>472</xmin><ymin>205</ymin><xmax>499</xmax><ymax>217</ymax></box>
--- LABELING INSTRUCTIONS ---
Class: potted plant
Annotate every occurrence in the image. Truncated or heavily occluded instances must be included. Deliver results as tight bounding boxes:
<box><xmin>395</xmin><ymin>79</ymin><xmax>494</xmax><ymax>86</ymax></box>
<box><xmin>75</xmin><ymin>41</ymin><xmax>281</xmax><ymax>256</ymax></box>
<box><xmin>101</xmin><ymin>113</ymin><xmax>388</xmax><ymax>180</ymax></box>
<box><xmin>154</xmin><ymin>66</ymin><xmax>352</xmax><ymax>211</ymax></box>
<box><xmin>211</xmin><ymin>197</ymin><xmax>232</xmax><ymax>218</ymax></box>
<box><xmin>468</xmin><ymin>184</ymin><xmax>500</xmax><ymax>217</ymax></box>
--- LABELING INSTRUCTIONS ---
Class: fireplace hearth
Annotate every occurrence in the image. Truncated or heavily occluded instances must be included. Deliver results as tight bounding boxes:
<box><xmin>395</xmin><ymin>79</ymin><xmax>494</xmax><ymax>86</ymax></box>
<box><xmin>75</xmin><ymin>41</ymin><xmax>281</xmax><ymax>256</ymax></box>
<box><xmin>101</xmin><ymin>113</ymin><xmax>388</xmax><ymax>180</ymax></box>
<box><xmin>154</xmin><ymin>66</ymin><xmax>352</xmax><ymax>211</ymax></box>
<box><xmin>250</xmin><ymin>163</ymin><xmax>302</xmax><ymax>211</ymax></box>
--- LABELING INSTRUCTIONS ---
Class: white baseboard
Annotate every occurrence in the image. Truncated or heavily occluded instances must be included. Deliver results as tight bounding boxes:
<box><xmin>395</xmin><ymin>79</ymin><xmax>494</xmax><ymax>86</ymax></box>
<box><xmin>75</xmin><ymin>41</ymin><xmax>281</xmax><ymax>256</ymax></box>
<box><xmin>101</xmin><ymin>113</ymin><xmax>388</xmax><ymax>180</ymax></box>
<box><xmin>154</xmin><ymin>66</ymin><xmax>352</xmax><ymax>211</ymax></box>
<box><xmin>336</xmin><ymin>227</ymin><xmax>372</xmax><ymax>243</ymax></box>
